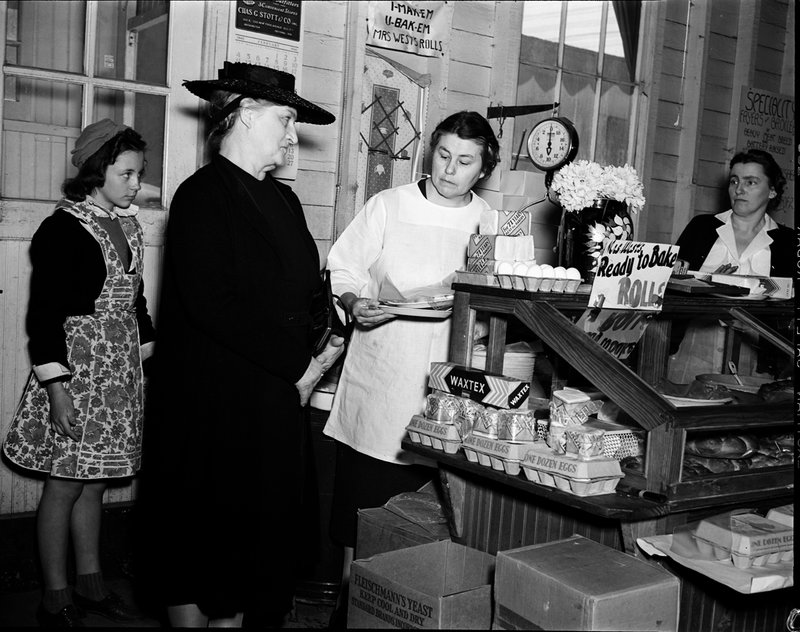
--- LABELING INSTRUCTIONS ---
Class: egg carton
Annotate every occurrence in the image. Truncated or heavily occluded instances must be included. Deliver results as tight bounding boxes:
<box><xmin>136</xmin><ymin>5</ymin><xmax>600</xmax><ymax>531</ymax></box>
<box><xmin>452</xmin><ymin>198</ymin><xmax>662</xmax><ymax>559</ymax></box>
<box><xmin>519</xmin><ymin>444</ymin><xmax>624</xmax><ymax>496</ymax></box>
<box><xmin>692</xmin><ymin>535</ymin><xmax>794</xmax><ymax>569</ymax></box>
<box><xmin>520</xmin><ymin>467</ymin><xmax>623</xmax><ymax>496</ymax></box>
<box><xmin>690</xmin><ymin>512</ymin><xmax>794</xmax><ymax>569</ymax></box>
<box><xmin>462</xmin><ymin>434</ymin><xmax>538</xmax><ymax>476</ymax></box>
<box><xmin>496</xmin><ymin>274</ymin><xmax>581</xmax><ymax>294</ymax></box>
<box><xmin>406</xmin><ymin>414</ymin><xmax>461</xmax><ymax>455</ymax></box>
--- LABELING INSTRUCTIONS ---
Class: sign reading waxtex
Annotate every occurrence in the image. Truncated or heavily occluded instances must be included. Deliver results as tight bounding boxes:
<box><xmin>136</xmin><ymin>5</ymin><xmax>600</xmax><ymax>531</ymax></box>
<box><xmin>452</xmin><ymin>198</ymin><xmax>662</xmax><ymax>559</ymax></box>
<box><xmin>366</xmin><ymin>1</ymin><xmax>453</xmax><ymax>57</ymax></box>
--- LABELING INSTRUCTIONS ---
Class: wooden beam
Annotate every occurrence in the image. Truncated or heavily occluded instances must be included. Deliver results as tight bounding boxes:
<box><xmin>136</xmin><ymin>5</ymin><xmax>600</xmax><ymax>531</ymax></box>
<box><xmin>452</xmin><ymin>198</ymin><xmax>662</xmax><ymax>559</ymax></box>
<box><xmin>671</xmin><ymin>0</ymin><xmax>710</xmax><ymax>238</ymax></box>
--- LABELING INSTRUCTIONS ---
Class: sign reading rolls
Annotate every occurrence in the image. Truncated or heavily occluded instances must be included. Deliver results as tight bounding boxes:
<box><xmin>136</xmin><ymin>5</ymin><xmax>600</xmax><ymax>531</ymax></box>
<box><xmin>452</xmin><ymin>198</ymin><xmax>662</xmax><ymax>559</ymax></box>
<box><xmin>428</xmin><ymin>362</ymin><xmax>530</xmax><ymax>409</ymax></box>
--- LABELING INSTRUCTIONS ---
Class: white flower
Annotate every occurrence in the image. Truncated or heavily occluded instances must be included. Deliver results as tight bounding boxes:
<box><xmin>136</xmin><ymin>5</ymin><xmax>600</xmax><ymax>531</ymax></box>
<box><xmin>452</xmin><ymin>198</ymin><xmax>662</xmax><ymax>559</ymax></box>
<box><xmin>551</xmin><ymin>161</ymin><xmax>645</xmax><ymax>213</ymax></box>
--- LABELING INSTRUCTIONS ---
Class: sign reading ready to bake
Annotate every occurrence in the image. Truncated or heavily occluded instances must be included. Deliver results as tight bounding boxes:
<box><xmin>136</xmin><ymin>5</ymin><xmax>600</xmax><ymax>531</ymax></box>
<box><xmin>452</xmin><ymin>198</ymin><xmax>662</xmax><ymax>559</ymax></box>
<box><xmin>588</xmin><ymin>241</ymin><xmax>679</xmax><ymax>311</ymax></box>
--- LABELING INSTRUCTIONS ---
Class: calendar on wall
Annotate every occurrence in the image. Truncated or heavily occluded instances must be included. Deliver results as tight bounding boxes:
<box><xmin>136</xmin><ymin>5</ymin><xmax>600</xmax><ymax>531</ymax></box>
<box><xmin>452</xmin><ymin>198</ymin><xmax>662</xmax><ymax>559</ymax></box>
<box><xmin>227</xmin><ymin>1</ymin><xmax>304</xmax><ymax>180</ymax></box>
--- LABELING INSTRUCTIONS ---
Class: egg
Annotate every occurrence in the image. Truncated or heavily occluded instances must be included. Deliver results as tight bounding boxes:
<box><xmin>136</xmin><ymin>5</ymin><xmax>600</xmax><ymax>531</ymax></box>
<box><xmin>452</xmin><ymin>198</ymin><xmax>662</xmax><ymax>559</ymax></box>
<box><xmin>566</xmin><ymin>267</ymin><xmax>581</xmax><ymax>280</ymax></box>
<box><xmin>526</xmin><ymin>263</ymin><xmax>542</xmax><ymax>277</ymax></box>
<box><xmin>497</xmin><ymin>261</ymin><xmax>514</xmax><ymax>274</ymax></box>
<box><xmin>553</xmin><ymin>266</ymin><xmax>567</xmax><ymax>279</ymax></box>
<box><xmin>513</xmin><ymin>262</ymin><xmax>528</xmax><ymax>276</ymax></box>
<box><xmin>539</xmin><ymin>264</ymin><xmax>554</xmax><ymax>277</ymax></box>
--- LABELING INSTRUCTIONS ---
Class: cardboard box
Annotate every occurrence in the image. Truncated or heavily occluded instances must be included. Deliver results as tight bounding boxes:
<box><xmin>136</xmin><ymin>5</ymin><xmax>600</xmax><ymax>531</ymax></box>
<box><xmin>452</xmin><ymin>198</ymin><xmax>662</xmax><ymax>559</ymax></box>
<box><xmin>473</xmin><ymin>189</ymin><xmax>534</xmax><ymax>212</ymax></box>
<box><xmin>356</xmin><ymin>507</ymin><xmax>450</xmax><ymax>561</ymax></box>
<box><xmin>549</xmin><ymin>387</ymin><xmax>605</xmax><ymax>425</ymax></box>
<box><xmin>348</xmin><ymin>540</ymin><xmax>495</xmax><ymax>629</ymax></box>
<box><xmin>500</xmin><ymin>170</ymin><xmax>548</xmax><ymax>197</ymax></box>
<box><xmin>479</xmin><ymin>209</ymin><xmax>534</xmax><ymax>236</ymax></box>
<box><xmin>494</xmin><ymin>535</ymin><xmax>680</xmax><ymax>631</ymax></box>
<box><xmin>466</xmin><ymin>234</ymin><xmax>535</xmax><ymax>260</ymax></box>
<box><xmin>428</xmin><ymin>362</ymin><xmax>530</xmax><ymax>409</ymax></box>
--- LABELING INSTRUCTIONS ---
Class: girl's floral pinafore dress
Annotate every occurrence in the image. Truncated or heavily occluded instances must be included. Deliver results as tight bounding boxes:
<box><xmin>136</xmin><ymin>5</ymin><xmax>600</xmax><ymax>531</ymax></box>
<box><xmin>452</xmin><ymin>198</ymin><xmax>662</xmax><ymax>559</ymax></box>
<box><xmin>3</xmin><ymin>203</ymin><xmax>146</xmax><ymax>479</ymax></box>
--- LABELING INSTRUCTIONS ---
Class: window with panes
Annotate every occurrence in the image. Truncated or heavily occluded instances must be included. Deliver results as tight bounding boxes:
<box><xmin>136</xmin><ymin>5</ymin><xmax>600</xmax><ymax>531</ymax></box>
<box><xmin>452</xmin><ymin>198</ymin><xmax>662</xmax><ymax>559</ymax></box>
<box><xmin>513</xmin><ymin>1</ymin><xmax>642</xmax><ymax>170</ymax></box>
<box><xmin>2</xmin><ymin>0</ymin><xmax>169</xmax><ymax>207</ymax></box>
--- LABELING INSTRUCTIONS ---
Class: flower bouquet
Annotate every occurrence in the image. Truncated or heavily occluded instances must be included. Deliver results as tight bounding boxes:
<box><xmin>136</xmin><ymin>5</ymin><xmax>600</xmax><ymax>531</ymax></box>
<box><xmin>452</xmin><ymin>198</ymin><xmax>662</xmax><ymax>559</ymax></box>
<box><xmin>550</xmin><ymin>161</ymin><xmax>645</xmax><ymax>280</ymax></box>
<box><xmin>550</xmin><ymin>160</ymin><xmax>645</xmax><ymax>213</ymax></box>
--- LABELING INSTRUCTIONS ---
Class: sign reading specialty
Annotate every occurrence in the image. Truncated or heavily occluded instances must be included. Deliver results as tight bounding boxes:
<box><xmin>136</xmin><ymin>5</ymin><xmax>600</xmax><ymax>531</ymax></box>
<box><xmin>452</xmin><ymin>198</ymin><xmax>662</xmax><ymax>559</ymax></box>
<box><xmin>588</xmin><ymin>241</ymin><xmax>679</xmax><ymax>311</ymax></box>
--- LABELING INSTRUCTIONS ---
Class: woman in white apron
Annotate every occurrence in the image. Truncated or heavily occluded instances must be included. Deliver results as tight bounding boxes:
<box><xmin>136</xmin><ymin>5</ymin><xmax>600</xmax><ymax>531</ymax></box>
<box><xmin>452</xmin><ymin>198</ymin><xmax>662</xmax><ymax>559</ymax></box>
<box><xmin>323</xmin><ymin>111</ymin><xmax>499</xmax><ymax>626</ymax></box>
<box><xmin>3</xmin><ymin>120</ymin><xmax>154</xmax><ymax>626</ymax></box>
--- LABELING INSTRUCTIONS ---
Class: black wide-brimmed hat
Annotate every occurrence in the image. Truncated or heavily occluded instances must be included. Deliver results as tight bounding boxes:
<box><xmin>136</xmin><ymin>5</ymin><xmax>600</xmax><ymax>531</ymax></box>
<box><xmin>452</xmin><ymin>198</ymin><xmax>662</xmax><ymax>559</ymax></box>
<box><xmin>183</xmin><ymin>62</ymin><xmax>335</xmax><ymax>126</ymax></box>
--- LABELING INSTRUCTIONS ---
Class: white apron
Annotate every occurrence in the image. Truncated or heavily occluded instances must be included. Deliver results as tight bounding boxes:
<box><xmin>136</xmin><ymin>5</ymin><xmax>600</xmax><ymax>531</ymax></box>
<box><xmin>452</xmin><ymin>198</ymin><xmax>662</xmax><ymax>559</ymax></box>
<box><xmin>324</xmin><ymin>182</ymin><xmax>488</xmax><ymax>464</ymax></box>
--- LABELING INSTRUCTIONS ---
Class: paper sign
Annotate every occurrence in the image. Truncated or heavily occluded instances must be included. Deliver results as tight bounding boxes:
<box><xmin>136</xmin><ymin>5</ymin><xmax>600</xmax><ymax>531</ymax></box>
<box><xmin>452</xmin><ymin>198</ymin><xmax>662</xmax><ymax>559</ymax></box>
<box><xmin>735</xmin><ymin>86</ymin><xmax>794</xmax><ymax>225</ymax></box>
<box><xmin>366</xmin><ymin>1</ymin><xmax>453</xmax><ymax>57</ymax></box>
<box><xmin>588</xmin><ymin>241</ymin><xmax>679</xmax><ymax>311</ymax></box>
<box><xmin>577</xmin><ymin>309</ymin><xmax>653</xmax><ymax>359</ymax></box>
<box><xmin>227</xmin><ymin>0</ymin><xmax>303</xmax><ymax>180</ymax></box>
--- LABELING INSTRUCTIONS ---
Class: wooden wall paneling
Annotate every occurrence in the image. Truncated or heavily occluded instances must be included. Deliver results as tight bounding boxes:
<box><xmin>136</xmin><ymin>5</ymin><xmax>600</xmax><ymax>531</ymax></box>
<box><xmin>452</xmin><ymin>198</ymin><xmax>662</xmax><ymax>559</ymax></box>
<box><xmin>698</xmin><ymin>134</ymin><xmax>731</xmax><ymax>161</ymax></box>
<box><xmin>486</xmin><ymin>1</ymin><xmax>522</xmax><ymax>177</ymax></box>
<box><xmin>447</xmin><ymin>61</ymin><xmax>491</xmax><ymax>98</ymax></box>
<box><xmin>451</xmin><ymin>0</ymin><xmax>494</xmax><ymax>30</ymax></box>
<box><xmin>303</xmin><ymin>0</ymin><xmax>346</xmax><ymax>36</ymax></box>
<box><xmin>708</xmin><ymin>32</ymin><xmax>737</xmax><ymax>63</ymax></box>
<box><xmin>449</xmin><ymin>30</ymin><xmax>492</xmax><ymax>68</ymax></box>
<box><xmin>304</xmin><ymin>205</ymin><xmax>333</xmax><ymax>242</ymax></box>
<box><xmin>779</xmin><ymin>0</ymin><xmax>794</xmax><ymax>93</ymax></box>
<box><xmin>294</xmin><ymin>170</ymin><xmax>336</xmax><ymax>209</ymax></box>
<box><xmin>702</xmin><ymin>84</ymin><xmax>733</xmax><ymax>114</ymax></box>
<box><xmin>0</xmin><ymin>238</ymin><xmax>42</xmax><ymax>516</ymax></box>
<box><xmin>670</xmin><ymin>0</ymin><xmax>709</xmax><ymax>238</ymax></box>
<box><xmin>695</xmin><ymin>155</ymin><xmax>728</xmax><ymax>188</ymax></box>
<box><xmin>725</xmin><ymin>0</ymin><xmax>757</xmax><ymax>158</ymax></box>
<box><xmin>708</xmin><ymin>0</ymin><xmax>740</xmax><ymax>38</ymax></box>
<box><xmin>331</xmin><ymin>1</ymin><xmax>367</xmax><ymax>240</ymax></box>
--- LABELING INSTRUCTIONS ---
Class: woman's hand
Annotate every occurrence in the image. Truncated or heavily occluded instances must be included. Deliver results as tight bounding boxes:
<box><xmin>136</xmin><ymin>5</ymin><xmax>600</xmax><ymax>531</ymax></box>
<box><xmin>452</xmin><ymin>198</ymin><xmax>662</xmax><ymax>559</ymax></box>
<box><xmin>316</xmin><ymin>335</ymin><xmax>346</xmax><ymax>371</ymax></box>
<box><xmin>294</xmin><ymin>336</ymin><xmax>346</xmax><ymax>406</ymax></box>
<box><xmin>713</xmin><ymin>263</ymin><xmax>738</xmax><ymax>275</ymax></box>
<box><xmin>46</xmin><ymin>382</ymin><xmax>80</xmax><ymax>441</ymax></box>
<box><xmin>340</xmin><ymin>293</ymin><xmax>395</xmax><ymax>328</ymax></box>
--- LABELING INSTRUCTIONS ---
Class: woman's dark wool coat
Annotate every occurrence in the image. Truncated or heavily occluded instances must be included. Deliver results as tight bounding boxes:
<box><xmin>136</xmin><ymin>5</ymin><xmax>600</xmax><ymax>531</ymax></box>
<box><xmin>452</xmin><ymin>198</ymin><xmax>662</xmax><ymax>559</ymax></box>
<box><xmin>141</xmin><ymin>155</ymin><xmax>321</xmax><ymax>618</ymax></box>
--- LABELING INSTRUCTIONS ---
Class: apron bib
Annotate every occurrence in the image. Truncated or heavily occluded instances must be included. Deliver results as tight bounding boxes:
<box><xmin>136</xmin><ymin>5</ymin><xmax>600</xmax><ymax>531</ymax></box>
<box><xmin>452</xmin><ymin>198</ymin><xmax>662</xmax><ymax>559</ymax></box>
<box><xmin>3</xmin><ymin>204</ymin><xmax>145</xmax><ymax>479</ymax></box>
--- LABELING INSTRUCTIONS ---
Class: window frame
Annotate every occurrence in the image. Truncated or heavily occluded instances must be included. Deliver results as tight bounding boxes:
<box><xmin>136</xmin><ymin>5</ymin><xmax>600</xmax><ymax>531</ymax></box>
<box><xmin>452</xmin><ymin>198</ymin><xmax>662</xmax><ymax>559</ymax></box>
<box><xmin>521</xmin><ymin>2</ymin><xmax>650</xmax><ymax>163</ymax></box>
<box><xmin>0</xmin><ymin>0</ymin><xmax>189</xmax><ymax>214</ymax></box>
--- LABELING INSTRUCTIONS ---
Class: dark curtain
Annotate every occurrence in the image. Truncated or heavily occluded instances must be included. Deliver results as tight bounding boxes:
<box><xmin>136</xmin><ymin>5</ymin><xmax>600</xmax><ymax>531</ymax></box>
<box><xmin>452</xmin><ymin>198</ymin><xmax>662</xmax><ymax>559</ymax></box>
<box><xmin>613</xmin><ymin>1</ymin><xmax>642</xmax><ymax>82</ymax></box>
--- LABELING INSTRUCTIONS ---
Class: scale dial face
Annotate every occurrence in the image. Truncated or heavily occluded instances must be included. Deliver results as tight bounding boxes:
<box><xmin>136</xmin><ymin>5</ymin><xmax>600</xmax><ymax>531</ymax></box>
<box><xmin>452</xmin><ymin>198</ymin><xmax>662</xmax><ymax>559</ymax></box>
<box><xmin>526</xmin><ymin>117</ymin><xmax>579</xmax><ymax>172</ymax></box>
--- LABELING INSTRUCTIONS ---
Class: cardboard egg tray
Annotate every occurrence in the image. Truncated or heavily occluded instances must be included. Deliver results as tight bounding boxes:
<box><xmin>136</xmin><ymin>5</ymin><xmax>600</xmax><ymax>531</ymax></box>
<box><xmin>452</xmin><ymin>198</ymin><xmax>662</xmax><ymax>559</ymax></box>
<box><xmin>461</xmin><ymin>434</ymin><xmax>538</xmax><ymax>476</ymax></box>
<box><xmin>406</xmin><ymin>414</ymin><xmax>461</xmax><ymax>454</ymax></box>
<box><xmin>766</xmin><ymin>504</ymin><xmax>793</xmax><ymax>528</ymax></box>
<box><xmin>519</xmin><ymin>445</ymin><xmax>623</xmax><ymax>496</ymax></box>
<box><xmin>495</xmin><ymin>274</ymin><xmax>581</xmax><ymax>294</ymax></box>
<box><xmin>692</xmin><ymin>536</ymin><xmax>794</xmax><ymax>569</ymax></box>
<box><xmin>691</xmin><ymin>512</ymin><xmax>794</xmax><ymax>569</ymax></box>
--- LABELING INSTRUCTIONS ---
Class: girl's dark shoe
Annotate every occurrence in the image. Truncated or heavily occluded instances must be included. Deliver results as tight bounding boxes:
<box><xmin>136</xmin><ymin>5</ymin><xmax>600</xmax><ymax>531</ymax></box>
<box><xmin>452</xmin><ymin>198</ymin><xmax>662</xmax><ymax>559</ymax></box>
<box><xmin>36</xmin><ymin>604</ymin><xmax>85</xmax><ymax>628</ymax></box>
<box><xmin>72</xmin><ymin>591</ymin><xmax>139</xmax><ymax>622</ymax></box>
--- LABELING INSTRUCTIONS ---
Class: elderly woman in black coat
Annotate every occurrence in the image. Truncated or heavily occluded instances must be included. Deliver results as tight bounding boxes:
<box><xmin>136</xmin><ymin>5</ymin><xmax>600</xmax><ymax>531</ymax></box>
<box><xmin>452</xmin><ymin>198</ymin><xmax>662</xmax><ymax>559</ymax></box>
<box><xmin>142</xmin><ymin>63</ymin><xmax>343</xmax><ymax>627</ymax></box>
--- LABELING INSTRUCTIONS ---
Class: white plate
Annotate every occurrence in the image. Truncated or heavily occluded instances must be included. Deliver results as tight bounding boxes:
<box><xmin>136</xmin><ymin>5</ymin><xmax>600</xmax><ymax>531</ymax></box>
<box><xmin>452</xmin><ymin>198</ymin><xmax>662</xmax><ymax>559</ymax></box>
<box><xmin>380</xmin><ymin>295</ymin><xmax>454</xmax><ymax>309</ymax></box>
<box><xmin>708</xmin><ymin>293</ymin><xmax>768</xmax><ymax>301</ymax></box>
<box><xmin>664</xmin><ymin>395</ymin><xmax>734</xmax><ymax>407</ymax></box>
<box><xmin>379</xmin><ymin>305</ymin><xmax>453</xmax><ymax>319</ymax></box>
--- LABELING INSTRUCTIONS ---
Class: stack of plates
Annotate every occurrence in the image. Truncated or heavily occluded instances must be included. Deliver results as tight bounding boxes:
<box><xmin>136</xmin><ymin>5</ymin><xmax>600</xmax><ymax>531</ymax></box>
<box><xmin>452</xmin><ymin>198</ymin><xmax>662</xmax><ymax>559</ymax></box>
<box><xmin>471</xmin><ymin>341</ymin><xmax>537</xmax><ymax>382</ymax></box>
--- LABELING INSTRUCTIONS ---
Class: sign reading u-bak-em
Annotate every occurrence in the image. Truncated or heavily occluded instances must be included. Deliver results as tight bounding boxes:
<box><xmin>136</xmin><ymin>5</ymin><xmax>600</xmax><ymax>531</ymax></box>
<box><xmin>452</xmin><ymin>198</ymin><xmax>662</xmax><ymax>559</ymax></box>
<box><xmin>428</xmin><ymin>362</ymin><xmax>530</xmax><ymax>409</ymax></box>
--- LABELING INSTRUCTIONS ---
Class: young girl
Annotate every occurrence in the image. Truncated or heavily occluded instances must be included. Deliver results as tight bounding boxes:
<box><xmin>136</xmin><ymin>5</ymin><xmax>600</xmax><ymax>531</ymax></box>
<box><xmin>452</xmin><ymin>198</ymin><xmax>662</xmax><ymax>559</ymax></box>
<box><xmin>3</xmin><ymin>119</ymin><xmax>155</xmax><ymax>626</ymax></box>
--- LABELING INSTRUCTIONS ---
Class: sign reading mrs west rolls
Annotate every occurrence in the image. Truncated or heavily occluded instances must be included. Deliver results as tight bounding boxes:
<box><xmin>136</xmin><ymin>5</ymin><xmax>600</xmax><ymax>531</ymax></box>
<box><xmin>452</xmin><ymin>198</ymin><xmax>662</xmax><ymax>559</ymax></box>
<box><xmin>366</xmin><ymin>1</ymin><xmax>453</xmax><ymax>57</ymax></box>
<box><xmin>588</xmin><ymin>241</ymin><xmax>679</xmax><ymax>311</ymax></box>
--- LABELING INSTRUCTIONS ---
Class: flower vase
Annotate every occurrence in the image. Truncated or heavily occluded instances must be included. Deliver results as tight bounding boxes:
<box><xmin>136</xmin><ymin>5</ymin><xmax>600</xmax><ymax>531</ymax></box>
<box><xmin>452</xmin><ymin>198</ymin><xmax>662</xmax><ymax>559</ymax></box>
<box><xmin>557</xmin><ymin>199</ymin><xmax>633</xmax><ymax>283</ymax></box>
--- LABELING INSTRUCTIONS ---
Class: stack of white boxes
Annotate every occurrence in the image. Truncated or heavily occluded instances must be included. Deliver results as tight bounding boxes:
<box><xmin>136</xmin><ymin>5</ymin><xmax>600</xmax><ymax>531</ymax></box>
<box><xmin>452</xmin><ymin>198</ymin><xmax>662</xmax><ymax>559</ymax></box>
<box><xmin>473</xmin><ymin>170</ymin><xmax>561</xmax><ymax>266</ymax></box>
